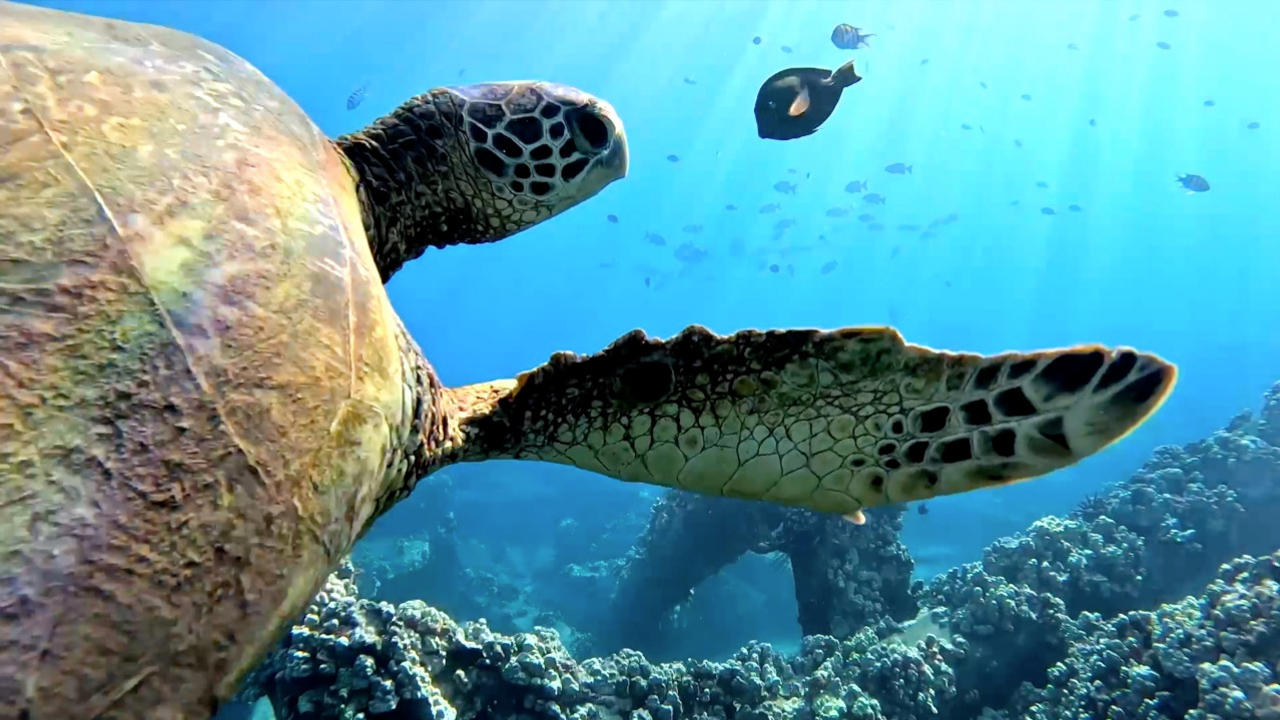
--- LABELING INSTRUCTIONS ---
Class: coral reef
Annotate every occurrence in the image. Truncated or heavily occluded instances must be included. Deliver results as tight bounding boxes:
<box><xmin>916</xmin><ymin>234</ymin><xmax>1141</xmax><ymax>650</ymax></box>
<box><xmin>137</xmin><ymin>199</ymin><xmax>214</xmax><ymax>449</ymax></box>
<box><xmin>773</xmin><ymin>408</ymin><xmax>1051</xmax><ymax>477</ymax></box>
<box><xmin>247</xmin><ymin>562</ymin><xmax>960</xmax><ymax>720</ymax></box>
<box><xmin>238</xmin><ymin>549</ymin><xmax>1280</xmax><ymax>720</ymax></box>
<box><xmin>1007</xmin><ymin>550</ymin><xmax>1280</xmax><ymax>720</ymax></box>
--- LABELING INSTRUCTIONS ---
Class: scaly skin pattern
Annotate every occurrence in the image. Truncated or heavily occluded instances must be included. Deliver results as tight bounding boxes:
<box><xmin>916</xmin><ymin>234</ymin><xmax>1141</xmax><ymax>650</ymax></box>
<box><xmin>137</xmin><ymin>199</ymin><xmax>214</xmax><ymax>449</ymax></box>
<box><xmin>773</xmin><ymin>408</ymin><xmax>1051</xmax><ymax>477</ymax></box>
<box><xmin>445</xmin><ymin>325</ymin><xmax>1176</xmax><ymax>515</ymax></box>
<box><xmin>0</xmin><ymin>3</ymin><xmax>416</xmax><ymax>716</ymax></box>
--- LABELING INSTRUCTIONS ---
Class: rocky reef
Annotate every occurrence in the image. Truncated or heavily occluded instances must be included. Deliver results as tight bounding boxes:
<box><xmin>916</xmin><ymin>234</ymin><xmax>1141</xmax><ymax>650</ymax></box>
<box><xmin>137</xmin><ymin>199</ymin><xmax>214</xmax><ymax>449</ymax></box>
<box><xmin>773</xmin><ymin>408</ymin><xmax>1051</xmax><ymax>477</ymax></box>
<box><xmin>234</xmin><ymin>381</ymin><xmax>1280</xmax><ymax>720</ymax></box>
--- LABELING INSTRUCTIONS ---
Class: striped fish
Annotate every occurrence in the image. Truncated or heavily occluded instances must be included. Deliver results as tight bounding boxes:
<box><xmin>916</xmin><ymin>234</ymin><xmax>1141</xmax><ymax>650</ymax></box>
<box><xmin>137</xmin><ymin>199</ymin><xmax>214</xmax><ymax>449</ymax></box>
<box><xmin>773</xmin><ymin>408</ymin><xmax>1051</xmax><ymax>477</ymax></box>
<box><xmin>831</xmin><ymin>23</ymin><xmax>873</xmax><ymax>50</ymax></box>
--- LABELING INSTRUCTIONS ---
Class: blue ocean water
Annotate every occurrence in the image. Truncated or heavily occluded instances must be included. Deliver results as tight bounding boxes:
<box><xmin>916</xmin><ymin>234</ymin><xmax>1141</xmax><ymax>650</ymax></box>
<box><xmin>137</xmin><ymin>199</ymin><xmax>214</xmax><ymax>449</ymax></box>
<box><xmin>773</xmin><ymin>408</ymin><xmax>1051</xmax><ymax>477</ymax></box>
<box><xmin>24</xmin><ymin>0</ymin><xmax>1280</xmax><ymax>695</ymax></box>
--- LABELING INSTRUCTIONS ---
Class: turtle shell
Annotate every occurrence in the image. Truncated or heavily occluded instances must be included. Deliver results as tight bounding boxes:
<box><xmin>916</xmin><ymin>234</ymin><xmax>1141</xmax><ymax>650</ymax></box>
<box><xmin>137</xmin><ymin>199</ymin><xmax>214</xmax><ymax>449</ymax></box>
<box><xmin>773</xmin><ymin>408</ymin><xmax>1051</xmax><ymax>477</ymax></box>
<box><xmin>0</xmin><ymin>3</ymin><xmax>414</xmax><ymax>715</ymax></box>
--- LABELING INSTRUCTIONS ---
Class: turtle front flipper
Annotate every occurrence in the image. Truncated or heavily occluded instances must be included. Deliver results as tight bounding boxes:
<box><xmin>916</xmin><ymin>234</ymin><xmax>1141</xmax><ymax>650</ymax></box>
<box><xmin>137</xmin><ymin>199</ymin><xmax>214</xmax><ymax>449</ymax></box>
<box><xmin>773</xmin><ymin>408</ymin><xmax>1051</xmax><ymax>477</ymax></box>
<box><xmin>438</xmin><ymin>326</ymin><xmax>1175</xmax><ymax>516</ymax></box>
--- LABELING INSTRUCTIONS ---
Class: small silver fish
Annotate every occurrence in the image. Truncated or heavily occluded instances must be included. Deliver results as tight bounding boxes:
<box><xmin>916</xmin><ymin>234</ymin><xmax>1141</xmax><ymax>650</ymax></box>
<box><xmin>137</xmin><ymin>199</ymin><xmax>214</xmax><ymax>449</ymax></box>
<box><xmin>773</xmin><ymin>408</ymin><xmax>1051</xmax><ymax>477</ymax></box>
<box><xmin>830</xmin><ymin>24</ymin><xmax>874</xmax><ymax>50</ymax></box>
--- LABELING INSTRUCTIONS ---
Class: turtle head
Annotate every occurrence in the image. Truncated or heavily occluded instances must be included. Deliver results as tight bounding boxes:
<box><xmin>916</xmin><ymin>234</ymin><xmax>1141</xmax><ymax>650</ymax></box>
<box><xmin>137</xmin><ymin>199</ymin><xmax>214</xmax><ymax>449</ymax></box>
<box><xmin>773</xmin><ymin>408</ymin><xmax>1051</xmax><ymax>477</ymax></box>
<box><xmin>337</xmin><ymin>81</ymin><xmax>628</xmax><ymax>281</ymax></box>
<box><xmin>446</xmin><ymin>82</ymin><xmax>629</xmax><ymax>217</ymax></box>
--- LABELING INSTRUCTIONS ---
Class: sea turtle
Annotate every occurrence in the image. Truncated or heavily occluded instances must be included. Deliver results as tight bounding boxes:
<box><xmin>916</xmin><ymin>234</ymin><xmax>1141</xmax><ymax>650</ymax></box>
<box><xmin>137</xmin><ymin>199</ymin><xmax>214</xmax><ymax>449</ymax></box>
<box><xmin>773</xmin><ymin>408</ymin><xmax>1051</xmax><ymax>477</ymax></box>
<box><xmin>0</xmin><ymin>3</ymin><xmax>1177</xmax><ymax>718</ymax></box>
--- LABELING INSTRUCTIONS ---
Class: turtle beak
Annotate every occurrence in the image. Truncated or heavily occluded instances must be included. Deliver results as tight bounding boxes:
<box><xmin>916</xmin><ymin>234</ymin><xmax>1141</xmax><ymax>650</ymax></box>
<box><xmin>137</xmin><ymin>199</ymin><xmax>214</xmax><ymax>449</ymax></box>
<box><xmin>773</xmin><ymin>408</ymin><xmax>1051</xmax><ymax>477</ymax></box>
<box><xmin>592</xmin><ymin>100</ymin><xmax>629</xmax><ymax>182</ymax></box>
<box><xmin>563</xmin><ymin>99</ymin><xmax>628</xmax><ymax>206</ymax></box>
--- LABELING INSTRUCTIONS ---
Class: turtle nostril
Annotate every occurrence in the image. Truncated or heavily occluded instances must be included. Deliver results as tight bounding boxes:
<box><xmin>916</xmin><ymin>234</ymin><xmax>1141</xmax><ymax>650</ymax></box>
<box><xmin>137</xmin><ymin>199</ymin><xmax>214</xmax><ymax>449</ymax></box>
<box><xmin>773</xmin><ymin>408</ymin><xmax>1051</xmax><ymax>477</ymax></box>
<box><xmin>565</xmin><ymin>106</ymin><xmax>611</xmax><ymax>153</ymax></box>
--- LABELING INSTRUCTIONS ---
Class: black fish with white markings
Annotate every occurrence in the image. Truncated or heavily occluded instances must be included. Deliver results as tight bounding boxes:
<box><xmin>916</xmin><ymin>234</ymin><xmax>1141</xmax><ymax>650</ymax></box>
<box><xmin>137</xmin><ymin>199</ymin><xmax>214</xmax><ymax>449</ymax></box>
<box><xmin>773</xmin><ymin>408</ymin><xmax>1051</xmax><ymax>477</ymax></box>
<box><xmin>754</xmin><ymin>61</ymin><xmax>861</xmax><ymax>140</ymax></box>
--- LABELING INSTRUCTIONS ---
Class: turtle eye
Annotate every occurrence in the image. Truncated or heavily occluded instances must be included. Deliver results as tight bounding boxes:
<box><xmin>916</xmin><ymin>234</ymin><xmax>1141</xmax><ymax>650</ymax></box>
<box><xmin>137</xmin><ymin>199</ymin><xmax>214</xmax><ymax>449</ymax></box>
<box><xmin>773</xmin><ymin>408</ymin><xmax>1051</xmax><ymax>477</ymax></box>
<box><xmin>565</xmin><ymin>105</ymin><xmax>611</xmax><ymax>154</ymax></box>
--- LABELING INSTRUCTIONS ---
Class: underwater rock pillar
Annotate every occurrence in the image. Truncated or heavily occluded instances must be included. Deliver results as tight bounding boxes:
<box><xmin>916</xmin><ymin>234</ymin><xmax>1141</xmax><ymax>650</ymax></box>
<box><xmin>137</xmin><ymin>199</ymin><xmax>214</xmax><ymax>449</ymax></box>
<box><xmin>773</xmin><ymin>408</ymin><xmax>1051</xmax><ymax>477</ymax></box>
<box><xmin>604</xmin><ymin>491</ymin><xmax>782</xmax><ymax>652</ymax></box>
<box><xmin>781</xmin><ymin>505</ymin><xmax>917</xmax><ymax>638</ymax></box>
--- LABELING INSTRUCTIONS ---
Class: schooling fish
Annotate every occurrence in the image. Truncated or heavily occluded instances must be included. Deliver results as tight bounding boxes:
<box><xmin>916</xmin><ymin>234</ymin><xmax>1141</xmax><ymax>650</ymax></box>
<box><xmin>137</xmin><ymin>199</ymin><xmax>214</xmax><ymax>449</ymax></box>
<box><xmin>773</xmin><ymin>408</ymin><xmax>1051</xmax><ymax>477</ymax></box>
<box><xmin>831</xmin><ymin>23</ymin><xmax>874</xmax><ymax>50</ymax></box>
<box><xmin>754</xmin><ymin>60</ymin><xmax>861</xmax><ymax>141</ymax></box>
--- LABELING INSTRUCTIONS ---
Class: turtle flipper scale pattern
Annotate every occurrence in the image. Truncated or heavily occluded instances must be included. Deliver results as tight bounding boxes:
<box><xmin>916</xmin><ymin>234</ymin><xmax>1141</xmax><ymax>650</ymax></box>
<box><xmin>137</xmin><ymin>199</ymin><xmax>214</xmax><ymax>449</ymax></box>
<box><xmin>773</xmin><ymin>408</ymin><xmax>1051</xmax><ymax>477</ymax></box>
<box><xmin>444</xmin><ymin>326</ymin><xmax>1176</xmax><ymax>514</ymax></box>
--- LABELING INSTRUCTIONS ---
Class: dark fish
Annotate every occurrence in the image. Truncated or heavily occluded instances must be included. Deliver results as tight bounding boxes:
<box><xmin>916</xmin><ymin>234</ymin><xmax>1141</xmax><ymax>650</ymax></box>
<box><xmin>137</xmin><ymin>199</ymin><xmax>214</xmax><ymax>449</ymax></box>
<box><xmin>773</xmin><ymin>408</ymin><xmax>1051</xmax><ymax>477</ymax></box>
<box><xmin>682</xmin><ymin>224</ymin><xmax>704</xmax><ymax>234</ymax></box>
<box><xmin>725</xmin><ymin>204</ymin><xmax>739</xmax><ymax>210</ymax></box>
<box><xmin>1035</xmin><ymin>181</ymin><xmax>1049</xmax><ymax>188</ymax></box>
<box><xmin>863</xmin><ymin>192</ymin><xmax>885</xmax><ymax>204</ymax></box>
<box><xmin>820</xmin><ymin>260</ymin><xmax>838</xmax><ymax>274</ymax></box>
<box><xmin>884</xmin><ymin>162</ymin><xmax>912</xmax><ymax>174</ymax></box>
<box><xmin>961</xmin><ymin>123</ymin><xmax>973</xmax><ymax>130</ymax></box>
<box><xmin>920</xmin><ymin>58</ymin><xmax>929</xmax><ymax>65</ymax></box>
<box><xmin>754</xmin><ymin>60</ymin><xmax>861</xmax><ymax>141</ymax></box>
<box><xmin>683</xmin><ymin>76</ymin><xmax>697</xmax><ymax>85</ymax></box>
<box><xmin>644</xmin><ymin>276</ymin><xmax>651</xmax><ymax>287</ymax></box>
<box><xmin>1020</xmin><ymin>93</ymin><xmax>1032</xmax><ymax>101</ymax></box>
<box><xmin>774</xmin><ymin>218</ymin><xmax>797</xmax><ymax>231</ymax></box>
<box><xmin>1041</xmin><ymin>207</ymin><xmax>1056</xmax><ymax>215</ymax></box>
<box><xmin>825</xmin><ymin>207</ymin><xmax>849</xmax><ymax>217</ymax></box>
<box><xmin>1067</xmin><ymin>42</ymin><xmax>1079</xmax><ymax>50</ymax></box>
<box><xmin>346</xmin><ymin>83</ymin><xmax>369</xmax><ymax>110</ymax></box>
<box><xmin>1089</xmin><ymin>118</ymin><xmax>1097</xmax><ymax>126</ymax></box>
<box><xmin>1129</xmin><ymin>14</ymin><xmax>1140</xmax><ymax>21</ymax></box>
<box><xmin>666</xmin><ymin>154</ymin><xmax>680</xmax><ymax>163</ymax></box>
<box><xmin>774</xmin><ymin>180</ymin><xmax>798</xmax><ymax>194</ymax></box>
<box><xmin>1203</xmin><ymin>99</ymin><xmax>1215</xmax><ymax>107</ymax></box>
<box><xmin>759</xmin><ymin>203</ymin><xmax>780</xmax><ymax>214</ymax></box>
<box><xmin>606</xmin><ymin>214</ymin><xmax>619</xmax><ymax>223</ymax></box>
<box><xmin>1156</xmin><ymin>41</ymin><xmax>1171</xmax><ymax>49</ymax></box>
<box><xmin>1177</xmin><ymin>173</ymin><xmax>1210</xmax><ymax>192</ymax></box>
<box><xmin>917</xmin><ymin>503</ymin><xmax>929</xmax><ymax>516</ymax></box>
<box><xmin>1014</xmin><ymin>139</ymin><xmax>1023</xmax><ymax>148</ymax></box>
<box><xmin>844</xmin><ymin>180</ymin><xmax>868</xmax><ymax>193</ymax></box>
<box><xmin>769</xmin><ymin>264</ymin><xmax>780</xmax><ymax>273</ymax></box>
<box><xmin>1247</xmin><ymin>121</ymin><xmax>1260</xmax><ymax>129</ymax></box>
<box><xmin>857</xmin><ymin>213</ymin><xmax>875</xmax><ymax>222</ymax></box>
<box><xmin>831</xmin><ymin>23</ymin><xmax>874</xmax><ymax>50</ymax></box>
<box><xmin>781</xmin><ymin>46</ymin><xmax>793</xmax><ymax>54</ymax></box>
<box><xmin>868</xmin><ymin>222</ymin><xmax>884</xmax><ymax>231</ymax></box>
<box><xmin>897</xmin><ymin>224</ymin><xmax>920</xmax><ymax>232</ymax></box>
<box><xmin>980</xmin><ymin>81</ymin><xmax>988</xmax><ymax>89</ymax></box>
<box><xmin>752</xmin><ymin>36</ymin><xmax>762</xmax><ymax>45</ymax></box>
<box><xmin>1164</xmin><ymin>8</ymin><xmax>1179</xmax><ymax>17</ymax></box>
<box><xmin>645</xmin><ymin>232</ymin><xmax>667</xmax><ymax>246</ymax></box>
<box><xmin>1068</xmin><ymin>204</ymin><xmax>1083</xmax><ymax>212</ymax></box>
